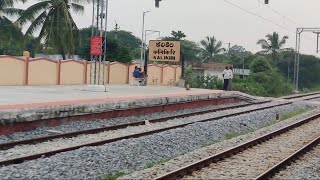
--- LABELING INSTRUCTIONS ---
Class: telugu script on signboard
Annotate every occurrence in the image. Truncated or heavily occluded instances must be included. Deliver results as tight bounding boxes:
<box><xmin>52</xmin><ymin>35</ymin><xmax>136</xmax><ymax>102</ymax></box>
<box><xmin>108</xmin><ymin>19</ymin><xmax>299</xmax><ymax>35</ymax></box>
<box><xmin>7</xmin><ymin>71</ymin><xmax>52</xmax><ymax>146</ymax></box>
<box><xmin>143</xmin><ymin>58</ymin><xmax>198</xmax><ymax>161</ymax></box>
<box><xmin>148</xmin><ymin>40</ymin><xmax>181</xmax><ymax>62</ymax></box>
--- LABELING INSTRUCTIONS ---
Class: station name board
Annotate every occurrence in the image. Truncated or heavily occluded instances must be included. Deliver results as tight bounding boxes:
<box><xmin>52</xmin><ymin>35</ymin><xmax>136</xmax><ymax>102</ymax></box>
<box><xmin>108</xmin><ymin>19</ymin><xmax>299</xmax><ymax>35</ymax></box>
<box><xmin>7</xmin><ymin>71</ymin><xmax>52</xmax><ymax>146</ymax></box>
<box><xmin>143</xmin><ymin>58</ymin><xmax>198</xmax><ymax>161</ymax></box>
<box><xmin>148</xmin><ymin>40</ymin><xmax>181</xmax><ymax>62</ymax></box>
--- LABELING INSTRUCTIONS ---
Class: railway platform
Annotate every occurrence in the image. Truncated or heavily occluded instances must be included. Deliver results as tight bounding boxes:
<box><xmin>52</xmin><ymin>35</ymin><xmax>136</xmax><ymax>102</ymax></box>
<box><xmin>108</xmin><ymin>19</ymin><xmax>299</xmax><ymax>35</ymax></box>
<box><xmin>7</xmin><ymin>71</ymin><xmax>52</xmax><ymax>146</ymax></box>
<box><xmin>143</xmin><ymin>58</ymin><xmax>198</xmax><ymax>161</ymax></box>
<box><xmin>0</xmin><ymin>85</ymin><xmax>249</xmax><ymax>135</ymax></box>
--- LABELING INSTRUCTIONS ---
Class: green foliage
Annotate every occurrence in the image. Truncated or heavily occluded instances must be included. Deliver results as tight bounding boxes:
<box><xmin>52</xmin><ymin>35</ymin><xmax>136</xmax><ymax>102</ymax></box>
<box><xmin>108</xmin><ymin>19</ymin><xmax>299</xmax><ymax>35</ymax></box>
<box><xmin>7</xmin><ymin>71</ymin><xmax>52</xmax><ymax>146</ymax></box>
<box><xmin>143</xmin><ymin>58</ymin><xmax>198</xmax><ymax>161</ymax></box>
<box><xmin>202</xmin><ymin>140</ymin><xmax>219</xmax><ymax>147</ymax></box>
<box><xmin>147</xmin><ymin>158</ymin><xmax>171</xmax><ymax>168</ymax></box>
<box><xmin>162</xmin><ymin>30</ymin><xmax>186</xmax><ymax>41</ymax></box>
<box><xmin>0</xmin><ymin>0</ymin><xmax>25</xmax><ymax>55</ymax></box>
<box><xmin>232</xmin><ymin>55</ymin><xmax>293</xmax><ymax>97</ymax></box>
<box><xmin>17</xmin><ymin>0</ymin><xmax>88</xmax><ymax>59</ymax></box>
<box><xmin>103</xmin><ymin>171</ymin><xmax>127</xmax><ymax>180</ymax></box>
<box><xmin>280</xmin><ymin>109</ymin><xmax>309</xmax><ymax>121</ymax></box>
<box><xmin>249</xmin><ymin>56</ymin><xmax>272</xmax><ymax>73</ymax></box>
<box><xmin>184</xmin><ymin>64</ymin><xmax>223</xmax><ymax>90</ymax></box>
<box><xmin>75</xmin><ymin>27</ymin><xmax>135</xmax><ymax>62</ymax></box>
<box><xmin>200</xmin><ymin>36</ymin><xmax>225</xmax><ymax>61</ymax></box>
<box><xmin>162</xmin><ymin>31</ymin><xmax>202</xmax><ymax>60</ymax></box>
<box><xmin>257</xmin><ymin>32</ymin><xmax>290</xmax><ymax>62</ymax></box>
<box><xmin>277</xmin><ymin>51</ymin><xmax>320</xmax><ymax>89</ymax></box>
<box><xmin>224</xmin><ymin>130</ymin><xmax>252</xmax><ymax>140</ymax></box>
<box><xmin>181</xmin><ymin>40</ymin><xmax>202</xmax><ymax>60</ymax></box>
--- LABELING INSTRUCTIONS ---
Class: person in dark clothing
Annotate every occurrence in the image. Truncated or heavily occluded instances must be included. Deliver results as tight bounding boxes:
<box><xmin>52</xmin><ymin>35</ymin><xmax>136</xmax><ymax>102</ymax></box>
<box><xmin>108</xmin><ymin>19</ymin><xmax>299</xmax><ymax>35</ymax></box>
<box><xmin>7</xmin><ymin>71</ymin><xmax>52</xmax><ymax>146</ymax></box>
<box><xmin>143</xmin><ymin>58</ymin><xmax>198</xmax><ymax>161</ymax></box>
<box><xmin>138</xmin><ymin>68</ymin><xmax>144</xmax><ymax>78</ymax></box>
<box><xmin>133</xmin><ymin>66</ymin><xmax>140</xmax><ymax>78</ymax></box>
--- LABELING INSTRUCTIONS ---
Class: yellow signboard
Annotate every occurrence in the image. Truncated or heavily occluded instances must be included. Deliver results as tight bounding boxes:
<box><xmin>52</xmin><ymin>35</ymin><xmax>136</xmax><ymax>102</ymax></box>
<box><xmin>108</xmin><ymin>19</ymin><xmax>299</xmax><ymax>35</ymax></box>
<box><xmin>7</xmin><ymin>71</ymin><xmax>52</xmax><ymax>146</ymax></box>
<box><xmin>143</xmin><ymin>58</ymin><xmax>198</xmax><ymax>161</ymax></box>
<box><xmin>148</xmin><ymin>40</ymin><xmax>181</xmax><ymax>62</ymax></box>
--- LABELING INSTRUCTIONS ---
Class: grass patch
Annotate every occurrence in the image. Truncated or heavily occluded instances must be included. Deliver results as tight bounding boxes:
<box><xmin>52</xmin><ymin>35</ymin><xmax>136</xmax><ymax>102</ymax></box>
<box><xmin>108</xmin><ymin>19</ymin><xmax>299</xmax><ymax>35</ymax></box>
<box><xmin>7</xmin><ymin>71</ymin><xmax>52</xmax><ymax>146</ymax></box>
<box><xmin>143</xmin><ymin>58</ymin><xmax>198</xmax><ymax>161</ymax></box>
<box><xmin>147</xmin><ymin>158</ymin><xmax>171</xmax><ymax>168</ymax></box>
<box><xmin>224</xmin><ymin>130</ymin><xmax>252</xmax><ymax>140</ymax></box>
<box><xmin>280</xmin><ymin>109</ymin><xmax>309</xmax><ymax>121</ymax></box>
<box><xmin>103</xmin><ymin>171</ymin><xmax>127</xmax><ymax>180</ymax></box>
<box><xmin>202</xmin><ymin>140</ymin><xmax>219</xmax><ymax>147</ymax></box>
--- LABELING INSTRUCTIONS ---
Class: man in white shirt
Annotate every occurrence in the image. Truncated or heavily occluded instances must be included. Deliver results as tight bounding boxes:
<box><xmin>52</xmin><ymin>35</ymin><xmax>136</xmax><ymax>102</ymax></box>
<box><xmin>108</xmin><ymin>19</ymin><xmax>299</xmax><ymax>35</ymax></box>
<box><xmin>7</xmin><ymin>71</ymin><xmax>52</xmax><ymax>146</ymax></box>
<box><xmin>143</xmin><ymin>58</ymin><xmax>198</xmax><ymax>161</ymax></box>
<box><xmin>222</xmin><ymin>66</ymin><xmax>230</xmax><ymax>91</ymax></box>
<box><xmin>228</xmin><ymin>67</ymin><xmax>233</xmax><ymax>91</ymax></box>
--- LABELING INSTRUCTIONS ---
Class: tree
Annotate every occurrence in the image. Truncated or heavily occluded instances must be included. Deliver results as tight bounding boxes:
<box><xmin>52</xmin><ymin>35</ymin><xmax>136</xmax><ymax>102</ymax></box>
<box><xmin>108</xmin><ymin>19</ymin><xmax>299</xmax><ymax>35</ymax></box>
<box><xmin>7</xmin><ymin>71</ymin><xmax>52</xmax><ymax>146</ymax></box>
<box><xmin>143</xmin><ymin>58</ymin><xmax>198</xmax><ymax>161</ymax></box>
<box><xmin>229</xmin><ymin>45</ymin><xmax>252</xmax><ymax>58</ymax></box>
<box><xmin>181</xmin><ymin>40</ymin><xmax>202</xmax><ymax>60</ymax></box>
<box><xmin>162</xmin><ymin>31</ymin><xmax>201</xmax><ymax>60</ymax></box>
<box><xmin>0</xmin><ymin>0</ymin><xmax>25</xmax><ymax>55</ymax></box>
<box><xmin>200</xmin><ymin>36</ymin><xmax>225</xmax><ymax>61</ymax></box>
<box><xmin>17</xmin><ymin>0</ymin><xmax>88</xmax><ymax>59</ymax></box>
<box><xmin>107</xmin><ymin>30</ymin><xmax>141</xmax><ymax>49</ymax></box>
<box><xmin>257</xmin><ymin>32</ymin><xmax>290</xmax><ymax>62</ymax></box>
<box><xmin>162</xmin><ymin>30</ymin><xmax>186</xmax><ymax>41</ymax></box>
<box><xmin>107</xmin><ymin>30</ymin><xmax>141</xmax><ymax>59</ymax></box>
<box><xmin>75</xmin><ymin>27</ymin><xmax>134</xmax><ymax>63</ymax></box>
<box><xmin>249</xmin><ymin>56</ymin><xmax>272</xmax><ymax>73</ymax></box>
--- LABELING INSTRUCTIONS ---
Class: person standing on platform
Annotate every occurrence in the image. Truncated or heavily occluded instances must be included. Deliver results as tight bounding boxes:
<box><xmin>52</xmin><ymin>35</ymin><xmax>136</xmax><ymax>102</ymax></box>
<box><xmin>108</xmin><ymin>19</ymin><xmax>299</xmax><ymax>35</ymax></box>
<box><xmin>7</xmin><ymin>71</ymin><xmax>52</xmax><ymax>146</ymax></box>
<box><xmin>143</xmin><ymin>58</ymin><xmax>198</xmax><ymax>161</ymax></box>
<box><xmin>222</xmin><ymin>66</ymin><xmax>230</xmax><ymax>91</ymax></box>
<box><xmin>228</xmin><ymin>67</ymin><xmax>233</xmax><ymax>91</ymax></box>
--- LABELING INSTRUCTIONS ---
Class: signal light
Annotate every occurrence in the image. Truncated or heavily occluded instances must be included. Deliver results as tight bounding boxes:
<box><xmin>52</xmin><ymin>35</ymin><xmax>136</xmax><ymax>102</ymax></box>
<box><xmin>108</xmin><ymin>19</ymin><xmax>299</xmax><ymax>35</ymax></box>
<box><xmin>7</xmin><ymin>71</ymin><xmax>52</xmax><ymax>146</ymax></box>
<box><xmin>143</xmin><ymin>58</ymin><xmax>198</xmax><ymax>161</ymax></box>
<box><xmin>265</xmin><ymin>0</ymin><xmax>269</xmax><ymax>4</ymax></box>
<box><xmin>155</xmin><ymin>0</ymin><xmax>161</xmax><ymax>8</ymax></box>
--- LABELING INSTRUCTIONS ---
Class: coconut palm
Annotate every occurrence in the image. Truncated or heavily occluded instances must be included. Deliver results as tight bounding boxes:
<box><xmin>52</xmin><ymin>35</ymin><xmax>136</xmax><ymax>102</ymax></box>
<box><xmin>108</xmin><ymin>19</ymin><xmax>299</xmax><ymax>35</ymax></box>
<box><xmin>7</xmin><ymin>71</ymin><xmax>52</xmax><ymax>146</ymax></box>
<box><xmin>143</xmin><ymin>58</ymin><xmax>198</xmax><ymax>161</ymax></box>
<box><xmin>200</xmin><ymin>36</ymin><xmax>225</xmax><ymax>61</ymax></box>
<box><xmin>17</xmin><ymin>0</ymin><xmax>88</xmax><ymax>59</ymax></box>
<box><xmin>257</xmin><ymin>32</ymin><xmax>289</xmax><ymax>62</ymax></box>
<box><xmin>0</xmin><ymin>0</ymin><xmax>25</xmax><ymax>54</ymax></box>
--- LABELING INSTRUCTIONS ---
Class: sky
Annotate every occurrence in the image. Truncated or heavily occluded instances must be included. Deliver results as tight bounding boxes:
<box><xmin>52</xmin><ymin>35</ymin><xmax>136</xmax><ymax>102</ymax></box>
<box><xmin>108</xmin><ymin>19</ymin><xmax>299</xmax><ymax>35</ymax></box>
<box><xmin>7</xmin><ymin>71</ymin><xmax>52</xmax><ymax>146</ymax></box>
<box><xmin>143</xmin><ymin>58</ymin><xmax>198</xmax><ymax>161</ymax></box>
<box><xmin>16</xmin><ymin>0</ymin><xmax>320</xmax><ymax>56</ymax></box>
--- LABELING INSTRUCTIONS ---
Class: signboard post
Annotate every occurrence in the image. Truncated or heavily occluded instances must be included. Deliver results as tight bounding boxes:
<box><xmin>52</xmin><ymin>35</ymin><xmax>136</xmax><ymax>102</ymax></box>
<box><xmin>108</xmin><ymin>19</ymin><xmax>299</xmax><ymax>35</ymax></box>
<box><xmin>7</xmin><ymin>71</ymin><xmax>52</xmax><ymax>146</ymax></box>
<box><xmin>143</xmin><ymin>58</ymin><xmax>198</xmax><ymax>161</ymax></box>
<box><xmin>148</xmin><ymin>40</ymin><xmax>184</xmax><ymax>83</ymax></box>
<box><xmin>148</xmin><ymin>40</ymin><xmax>181</xmax><ymax>62</ymax></box>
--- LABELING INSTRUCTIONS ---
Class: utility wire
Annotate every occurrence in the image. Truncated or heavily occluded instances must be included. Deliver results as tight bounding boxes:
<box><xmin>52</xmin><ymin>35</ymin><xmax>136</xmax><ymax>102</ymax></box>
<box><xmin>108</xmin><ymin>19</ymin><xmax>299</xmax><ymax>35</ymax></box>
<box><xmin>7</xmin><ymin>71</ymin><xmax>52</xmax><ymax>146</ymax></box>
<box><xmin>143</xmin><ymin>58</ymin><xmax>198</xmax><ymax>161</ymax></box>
<box><xmin>223</xmin><ymin>0</ymin><xmax>314</xmax><ymax>42</ymax></box>
<box><xmin>257</xmin><ymin>0</ymin><xmax>302</xmax><ymax>27</ymax></box>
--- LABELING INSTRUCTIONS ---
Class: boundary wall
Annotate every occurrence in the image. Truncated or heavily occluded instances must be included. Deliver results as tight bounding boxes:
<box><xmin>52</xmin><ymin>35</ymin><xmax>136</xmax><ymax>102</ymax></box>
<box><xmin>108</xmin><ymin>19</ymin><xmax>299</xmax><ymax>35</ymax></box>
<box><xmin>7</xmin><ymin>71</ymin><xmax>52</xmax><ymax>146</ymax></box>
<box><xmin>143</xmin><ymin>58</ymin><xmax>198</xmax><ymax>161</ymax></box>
<box><xmin>0</xmin><ymin>56</ymin><xmax>182</xmax><ymax>86</ymax></box>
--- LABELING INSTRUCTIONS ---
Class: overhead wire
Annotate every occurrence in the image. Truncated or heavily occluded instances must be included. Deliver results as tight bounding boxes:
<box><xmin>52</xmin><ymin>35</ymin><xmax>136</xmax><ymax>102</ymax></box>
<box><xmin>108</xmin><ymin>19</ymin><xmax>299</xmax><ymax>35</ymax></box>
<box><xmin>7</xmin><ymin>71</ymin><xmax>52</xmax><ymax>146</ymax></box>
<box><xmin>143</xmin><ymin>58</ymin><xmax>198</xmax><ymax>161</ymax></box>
<box><xmin>223</xmin><ymin>0</ymin><xmax>315</xmax><ymax>42</ymax></box>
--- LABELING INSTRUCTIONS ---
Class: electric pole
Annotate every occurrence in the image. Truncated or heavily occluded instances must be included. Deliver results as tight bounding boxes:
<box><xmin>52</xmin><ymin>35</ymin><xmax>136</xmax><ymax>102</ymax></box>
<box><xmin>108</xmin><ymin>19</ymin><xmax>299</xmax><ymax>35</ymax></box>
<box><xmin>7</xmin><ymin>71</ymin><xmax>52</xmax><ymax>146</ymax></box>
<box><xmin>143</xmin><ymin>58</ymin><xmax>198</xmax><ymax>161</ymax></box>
<box><xmin>114</xmin><ymin>21</ymin><xmax>120</xmax><ymax>40</ymax></box>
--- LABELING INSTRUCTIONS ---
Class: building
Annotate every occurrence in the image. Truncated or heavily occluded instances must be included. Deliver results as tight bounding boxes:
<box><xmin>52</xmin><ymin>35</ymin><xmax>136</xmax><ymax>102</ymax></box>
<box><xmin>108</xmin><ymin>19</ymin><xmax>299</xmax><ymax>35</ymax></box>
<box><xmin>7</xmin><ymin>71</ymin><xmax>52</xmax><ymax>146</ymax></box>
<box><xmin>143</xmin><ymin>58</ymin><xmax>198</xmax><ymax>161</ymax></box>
<box><xmin>189</xmin><ymin>61</ymin><xmax>233</xmax><ymax>79</ymax></box>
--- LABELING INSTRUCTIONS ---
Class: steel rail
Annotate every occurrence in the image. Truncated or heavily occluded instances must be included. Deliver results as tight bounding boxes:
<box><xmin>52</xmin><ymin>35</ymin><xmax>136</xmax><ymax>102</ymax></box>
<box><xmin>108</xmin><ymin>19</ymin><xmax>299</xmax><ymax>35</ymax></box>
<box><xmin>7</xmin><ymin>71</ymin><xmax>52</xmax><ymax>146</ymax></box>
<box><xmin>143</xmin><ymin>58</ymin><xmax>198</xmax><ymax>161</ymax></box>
<box><xmin>283</xmin><ymin>92</ymin><xmax>320</xmax><ymax>100</ymax></box>
<box><xmin>0</xmin><ymin>101</ymin><xmax>289</xmax><ymax>166</ymax></box>
<box><xmin>255</xmin><ymin>135</ymin><xmax>320</xmax><ymax>180</ymax></box>
<box><xmin>0</xmin><ymin>101</ymin><xmax>270</xmax><ymax>150</ymax></box>
<box><xmin>154</xmin><ymin>112</ymin><xmax>320</xmax><ymax>180</ymax></box>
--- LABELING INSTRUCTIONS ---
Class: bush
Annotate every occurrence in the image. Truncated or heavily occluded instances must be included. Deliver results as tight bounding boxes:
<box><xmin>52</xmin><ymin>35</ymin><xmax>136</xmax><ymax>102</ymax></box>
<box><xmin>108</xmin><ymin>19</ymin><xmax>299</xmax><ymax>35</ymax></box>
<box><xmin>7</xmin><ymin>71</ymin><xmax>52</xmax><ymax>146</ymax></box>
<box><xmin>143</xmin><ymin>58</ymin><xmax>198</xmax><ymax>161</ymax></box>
<box><xmin>249</xmin><ymin>56</ymin><xmax>272</xmax><ymax>73</ymax></box>
<box><xmin>184</xmin><ymin>64</ymin><xmax>223</xmax><ymax>90</ymax></box>
<box><xmin>233</xmin><ymin>70</ymin><xmax>292</xmax><ymax>97</ymax></box>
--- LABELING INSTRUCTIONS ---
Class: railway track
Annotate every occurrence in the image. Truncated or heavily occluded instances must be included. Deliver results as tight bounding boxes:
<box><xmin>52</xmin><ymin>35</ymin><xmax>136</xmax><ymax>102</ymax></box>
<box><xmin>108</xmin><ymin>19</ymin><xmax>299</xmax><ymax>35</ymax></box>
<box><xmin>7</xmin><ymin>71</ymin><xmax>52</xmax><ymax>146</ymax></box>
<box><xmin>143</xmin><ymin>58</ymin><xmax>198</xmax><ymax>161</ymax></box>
<box><xmin>0</xmin><ymin>101</ymin><xmax>268</xmax><ymax>150</ymax></box>
<box><xmin>154</xmin><ymin>112</ymin><xmax>320</xmax><ymax>180</ymax></box>
<box><xmin>282</xmin><ymin>92</ymin><xmax>320</xmax><ymax>100</ymax></box>
<box><xmin>0</xmin><ymin>101</ymin><xmax>291</xmax><ymax>166</ymax></box>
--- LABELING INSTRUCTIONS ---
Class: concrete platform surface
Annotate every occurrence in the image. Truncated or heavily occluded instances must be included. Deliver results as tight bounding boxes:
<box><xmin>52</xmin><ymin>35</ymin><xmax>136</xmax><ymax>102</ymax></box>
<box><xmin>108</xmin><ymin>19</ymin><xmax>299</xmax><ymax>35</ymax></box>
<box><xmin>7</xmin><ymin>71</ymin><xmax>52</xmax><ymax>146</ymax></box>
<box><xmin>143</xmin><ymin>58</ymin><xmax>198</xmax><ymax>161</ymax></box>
<box><xmin>0</xmin><ymin>85</ymin><xmax>222</xmax><ymax>109</ymax></box>
<box><xmin>0</xmin><ymin>85</ymin><xmax>255</xmax><ymax>133</ymax></box>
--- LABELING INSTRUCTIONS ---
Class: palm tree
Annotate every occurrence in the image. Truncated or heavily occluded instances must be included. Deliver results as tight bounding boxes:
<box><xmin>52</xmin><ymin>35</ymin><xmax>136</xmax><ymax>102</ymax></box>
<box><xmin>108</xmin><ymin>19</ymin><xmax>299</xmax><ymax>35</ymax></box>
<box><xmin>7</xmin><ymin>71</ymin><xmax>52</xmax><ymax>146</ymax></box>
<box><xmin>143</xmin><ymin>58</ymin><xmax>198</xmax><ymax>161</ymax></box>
<box><xmin>200</xmin><ymin>36</ymin><xmax>225</xmax><ymax>61</ymax></box>
<box><xmin>0</xmin><ymin>0</ymin><xmax>25</xmax><ymax>54</ymax></box>
<box><xmin>17</xmin><ymin>0</ymin><xmax>88</xmax><ymax>59</ymax></box>
<box><xmin>257</xmin><ymin>32</ymin><xmax>289</xmax><ymax>62</ymax></box>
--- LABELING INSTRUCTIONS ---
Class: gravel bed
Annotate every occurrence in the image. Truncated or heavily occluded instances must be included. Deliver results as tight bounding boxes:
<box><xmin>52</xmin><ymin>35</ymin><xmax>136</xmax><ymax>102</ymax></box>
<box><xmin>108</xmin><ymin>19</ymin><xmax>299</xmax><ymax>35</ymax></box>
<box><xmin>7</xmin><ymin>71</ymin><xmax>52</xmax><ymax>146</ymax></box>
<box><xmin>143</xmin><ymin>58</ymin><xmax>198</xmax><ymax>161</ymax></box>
<box><xmin>272</xmin><ymin>145</ymin><xmax>320</xmax><ymax>180</ymax></box>
<box><xmin>0</xmin><ymin>101</ymin><xmax>295</xmax><ymax>161</ymax></box>
<box><xmin>183</xmin><ymin>118</ymin><xmax>320</xmax><ymax>179</ymax></box>
<box><xmin>0</xmin><ymin>102</ymin><xmax>316</xmax><ymax>180</ymax></box>
<box><xmin>0</xmin><ymin>101</ymin><xmax>248</xmax><ymax>144</ymax></box>
<box><xmin>121</xmin><ymin>107</ymin><xmax>320</xmax><ymax>180</ymax></box>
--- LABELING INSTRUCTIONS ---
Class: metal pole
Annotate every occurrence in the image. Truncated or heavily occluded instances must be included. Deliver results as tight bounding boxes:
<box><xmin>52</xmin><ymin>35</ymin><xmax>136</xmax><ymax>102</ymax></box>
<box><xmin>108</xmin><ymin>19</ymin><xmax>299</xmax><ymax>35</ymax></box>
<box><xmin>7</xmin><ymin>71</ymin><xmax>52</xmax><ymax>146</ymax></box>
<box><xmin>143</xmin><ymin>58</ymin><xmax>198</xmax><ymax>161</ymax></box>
<box><xmin>242</xmin><ymin>58</ymin><xmax>245</xmax><ymax>79</ymax></box>
<box><xmin>90</xmin><ymin>0</ymin><xmax>95</xmax><ymax>85</ymax></box>
<box><xmin>293</xmin><ymin>30</ymin><xmax>298</xmax><ymax>90</ymax></box>
<box><xmin>317</xmin><ymin>33</ymin><xmax>319</xmax><ymax>53</ymax></box>
<box><xmin>144</xmin><ymin>30</ymin><xmax>147</xmax><ymax>65</ymax></box>
<box><xmin>102</xmin><ymin>0</ymin><xmax>108</xmax><ymax>85</ymax></box>
<box><xmin>98</xmin><ymin>0</ymin><xmax>104</xmax><ymax>85</ymax></box>
<box><xmin>296</xmin><ymin>32</ymin><xmax>301</xmax><ymax>91</ymax></box>
<box><xmin>140</xmin><ymin>12</ymin><xmax>145</xmax><ymax>68</ymax></box>
<box><xmin>94</xmin><ymin>0</ymin><xmax>100</xmax><ymax>84</ymax></box>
